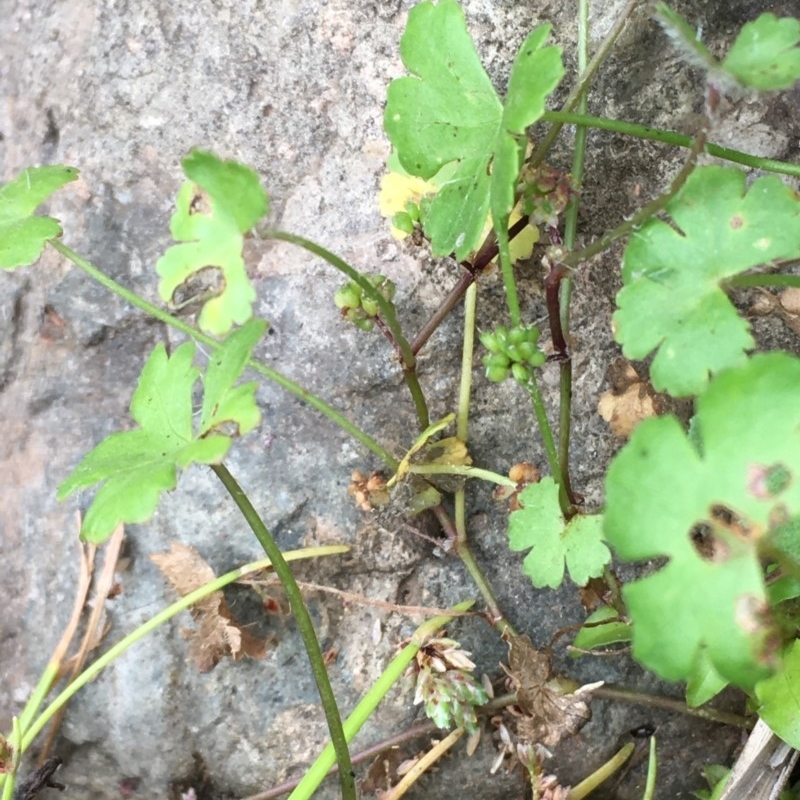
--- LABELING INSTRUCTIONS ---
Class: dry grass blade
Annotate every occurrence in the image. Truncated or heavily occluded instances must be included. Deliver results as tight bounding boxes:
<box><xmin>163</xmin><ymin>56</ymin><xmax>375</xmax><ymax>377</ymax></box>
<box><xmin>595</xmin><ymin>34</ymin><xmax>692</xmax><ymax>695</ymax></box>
<box><xmin>38</xmin><ymin>521</ymin><xmax>124</xmax><ymax>763</ymax></box>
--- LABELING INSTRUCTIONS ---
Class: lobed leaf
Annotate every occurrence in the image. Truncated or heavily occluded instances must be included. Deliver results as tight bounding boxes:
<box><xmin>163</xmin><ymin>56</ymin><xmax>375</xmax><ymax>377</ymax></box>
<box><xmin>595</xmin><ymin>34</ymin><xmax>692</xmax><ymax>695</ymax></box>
<box><xmin>613</xmin><ymin>166</ymin><xmax>800</xmax><ymax>397</ymax></box>
<box><xmin>604</xmin><ymin>353</ymin><xmax>800</xmax><ymax>687</ymax></box>
<box><xmin>0</xmin><ymin>165</ymin><xmax>78</xmax><ymax>269</ymax></box>
<box><xmin>384</xmin><ymin>0</ymin><xmax>561</xmax><ymax>260</ymax></box>
<box><xmin>508</xmin><ymin>477</ymin><xmax>610</xmax><ymax>589</ymax></box>
<box><xmin>156</xmin><ymin>151</ymin><xmax>269</xmax><ymax>336</ymax></box>
<box><xmin>58</xmin><ymin>321</ymin><xmax>264</xmax><ymax>542</ymax></box>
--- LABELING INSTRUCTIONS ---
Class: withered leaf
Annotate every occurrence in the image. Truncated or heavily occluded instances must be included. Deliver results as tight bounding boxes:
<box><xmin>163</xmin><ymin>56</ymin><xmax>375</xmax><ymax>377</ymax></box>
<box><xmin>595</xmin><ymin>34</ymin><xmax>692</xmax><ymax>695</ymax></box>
<box><xmin>151</xmin><ymin>542</ymin><xmax>268</xmax><ymax>672</ymax></box>
<box><xmin>504</xmin><ymin>634</ymin><xmax>599</xmax><ymax>748</ymax></box>
<box><xmin>597</xmin><ymin>358</ymin><xmax>664</xmax><ymax>438</ymax></box>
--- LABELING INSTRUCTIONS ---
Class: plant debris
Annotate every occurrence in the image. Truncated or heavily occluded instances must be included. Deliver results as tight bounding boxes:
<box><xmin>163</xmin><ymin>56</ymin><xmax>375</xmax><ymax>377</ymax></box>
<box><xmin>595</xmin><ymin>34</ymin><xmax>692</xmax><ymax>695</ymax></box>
<box><xmin>151</xmin><ymin>542</ymin><xmax>269</xmax><ymax>672</ymax></box>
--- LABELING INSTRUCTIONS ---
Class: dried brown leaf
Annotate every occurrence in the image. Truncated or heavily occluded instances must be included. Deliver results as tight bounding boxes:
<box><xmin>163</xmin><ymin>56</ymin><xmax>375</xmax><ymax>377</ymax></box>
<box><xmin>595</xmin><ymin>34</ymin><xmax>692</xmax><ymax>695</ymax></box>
<box><xmin>598</xmin><ymin>358</ymin><xmax>661</xmax><ymax>438</ymax></box>
<box><xmin>151</xmin><ymin>542</ymin><xmax>268</xmax><ymax>672</ymax></box>
<box><xmin>504</xmin><ymin>635</ymin><xmax>598</xmax><ymax>748</ymax></box>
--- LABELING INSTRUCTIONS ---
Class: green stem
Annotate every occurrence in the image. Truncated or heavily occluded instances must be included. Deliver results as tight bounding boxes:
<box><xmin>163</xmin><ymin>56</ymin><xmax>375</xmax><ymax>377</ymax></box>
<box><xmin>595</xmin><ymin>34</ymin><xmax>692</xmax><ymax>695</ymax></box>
<box><xmin>287</xmin><ymin>602</ymin><xmax>473</xmax><ymax>800</ymax></box>
<box><xmin>553</xmin><ymin>0</ymin><xmax>590</xmax><ymax>517</ymax></box>
<box><xmin>407</xmin><ymin>464</ymin><xmax>516</xmax><ymax>486</ymax></box>
<box><xmin>210</xmin><ymin>464</ymin><xmax>355</xmax><ymax>800</ymax></box>
<box><xmin>541</xmin><ymin>111</ymin><xmax>800</xmax><ymax>178</ymax></box>
<box><xmin>454</xmin><ymin>283</ymin><xmax>476</xmax><ymax>544</ymax></box>
<box><xmin>525</xmin><ymin>378</ymin><xmax>562</xmax><ymax>487</ymax></box>
<box><xmin>563</xmin><ymin>129</ymin><xmax>707</xmax><ymax>270</ymax></box>
<box><xmin>265</xmin><ymin>231</ymin><xmax>430</xmax><ymax>430</ymax></box>
<box><xmin>2</xmin><ymin>719</ymin><xmax>21</xmax><ymax>800</ymax></box>
<box><xmin>593</xmin><ymin>685</ymin><xmax>753</xmax><ymax>728</ymax></box>
<box><xmin>457</xmin><ymin>283</ymin><xmax>477</xmax><ymax>444</ymax></box>
<box><xmin>727</xmin><ymin>273</ymin><xmax>800</xmax><ymax>289</ymax></box>
<box><xmin>49</xmin><ymin>240</ymin><xmax>398</xmax><ymax>468</ymax></box>
<box><xmin>17</xmin><ymin>662</ymin><xmax>60</xmax><ymax>738</ymax></box>
<box><xmin>16</xmin><ymin>547</ymin><xmax>346</xmax><ymax>753</ymax></box>
<box><xmin>567</xmin><ymin>743</ymin><xmax>635</xmax><ymax>800</ymax></box>
<box><xmin>532</xmin><ymin>0</ymin><xmax>641</xmax><ymax>166</ymax></box>
<box><xmin>496</xmin><ymin>219</ymin><xmax>521</xmax><ymax>327</ymax></box>
<box><xmin>642</xmin><ymin>737</ymin><xmax>658</xmax><ymax>800</ymax></box>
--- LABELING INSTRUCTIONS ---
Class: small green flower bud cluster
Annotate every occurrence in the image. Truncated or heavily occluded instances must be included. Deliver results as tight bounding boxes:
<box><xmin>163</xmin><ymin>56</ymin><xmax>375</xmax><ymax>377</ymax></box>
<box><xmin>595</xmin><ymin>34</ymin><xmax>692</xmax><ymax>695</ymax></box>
<box><xmin>481</xmin><ymin>325</ymin><xmax>545</xmax><ymax>384</ymax></box>
<box><xmin>391</xmin><ymin>200</ymin><xmax>421</xmax><ymax>236</ymax></box>
<box><xmin>333</xmin><ymin>274</ymin><xmax>397</xmax><ymax>331</ymax></box>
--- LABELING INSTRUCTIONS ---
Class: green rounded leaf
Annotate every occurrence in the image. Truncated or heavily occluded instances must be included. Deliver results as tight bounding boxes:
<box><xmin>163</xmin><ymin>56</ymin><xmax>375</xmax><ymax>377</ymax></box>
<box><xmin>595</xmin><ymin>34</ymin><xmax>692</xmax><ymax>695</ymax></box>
<box><xmin>508</xmin><ymin>477</ymin><xmax>610</xmax><ymax>589</ymax></box>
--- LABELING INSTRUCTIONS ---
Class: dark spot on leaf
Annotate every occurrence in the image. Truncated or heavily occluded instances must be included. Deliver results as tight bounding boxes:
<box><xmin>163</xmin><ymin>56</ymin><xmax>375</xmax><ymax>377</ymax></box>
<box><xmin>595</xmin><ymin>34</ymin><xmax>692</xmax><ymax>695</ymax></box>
<box><xmin>730</xmin><ymin>214</ymin><xmax>744</xmax><ymax>229</ymax></box>
<box><xmin>689</xmin><ymin>521</ymin><xmax>719</xmax><ymax>560</ymax></box>
<box><xmin>526</xmin><ymin>49</ymin><xmax>533</xmax><ymax>56</ymax></box>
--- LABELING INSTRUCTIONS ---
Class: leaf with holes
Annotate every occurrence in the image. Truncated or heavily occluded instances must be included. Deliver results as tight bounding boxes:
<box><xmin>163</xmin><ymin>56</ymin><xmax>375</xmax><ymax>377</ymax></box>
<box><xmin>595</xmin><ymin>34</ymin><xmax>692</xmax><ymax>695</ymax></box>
<box><xmin>0</xmin><ymin>165</ymin><xmax>78</xmax><ymax>269</ymax></box>
<box><xmin>604</xmin><ymin>353</ymin><xmax>800</xmax><ymax>688</ymax></box>
<box><xmin>58</xmin><ymin>319</ymin><xmax>265</xmax><ymax>542</ymax></box>
<box><xmin>613</xmin><ymin>166</ymin><xmax>800</xmax><ymax>397</ymax></box>
<box><xmin>156</xmin><ymin>150</ymin><xmax>269</xmax><ymax>335</ymax></box>
<box><xmin>508</xmin><ymin>477</ymin><xmax>610</xmax><ymax>589</ymax></box>
<box><xmin>384</xmin><ymin>0</ymin><xmax>562</xmax><ymax>259</ymax></box>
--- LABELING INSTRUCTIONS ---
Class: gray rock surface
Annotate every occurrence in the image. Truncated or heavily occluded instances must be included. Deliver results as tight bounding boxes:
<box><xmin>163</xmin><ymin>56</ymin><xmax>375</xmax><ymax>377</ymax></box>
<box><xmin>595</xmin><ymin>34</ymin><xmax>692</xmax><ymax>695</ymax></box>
<box><xmin>1</xmin><ymin>0</ymin><xmax>799</xmax><ymax>798</ymax></box>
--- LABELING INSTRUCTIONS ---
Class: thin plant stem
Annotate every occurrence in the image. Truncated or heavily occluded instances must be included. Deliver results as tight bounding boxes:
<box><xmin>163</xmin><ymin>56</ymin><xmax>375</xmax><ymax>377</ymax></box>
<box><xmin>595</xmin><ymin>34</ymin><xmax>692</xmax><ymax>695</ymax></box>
<box><xmin>525</xmin><ymin>378</ymin><xmax>562</xmax><ymax>485</ymax></box>
<box><xmin>642</xmin><ymin>738</ymin><xmax>658</xmax><ymax>800</ymax></box>
<box><xmin>532</xmin><ymin>0</ymin><xmax>643</xmax><ymax>166</ymax></box>
<box><xmin>48</xmin><ymin>240</ymin><xmax>398</xmax><ymax>468</ymax></box>
<box><xmin>407</xmin><ymin>464</ymin><xmax>515</xmax><ymax>486</ymax></box>
<box><xmin>566</xmin><ymin>743</ymin><xmax>635</xmax><ymax>800</ymax></box>
<box><xmin>16</xmin><ymin>547</ymin><xmax>347</xmax><ymax>754</ymax></box>
<box><xmin>287</xmin><ymin>602</ymin><xmax>473</xmax><ymax>800</ymax></box>
<box><xmin>593</xmin><ymin>686</ymin><xmax>753</xmax><ymax>728</ymax></box>
<box><xmin>409</xmin><ymin>217</ymin><xmax>529</xmax><ymax>356</ymax></box>
<box><xmin>457</xmin><ymin>283</ymin><xmax>477</xmax><ymax>444</ymax></box>
<box><xmin>541</xmin><ymin>111</ymin><xmax>800</xmax><ymax>178</ymax></box>
<box><xmin>210</xmin><ymin>464</ymin><xmax>356</xmax><ymax>800</ymax></box>
<box><xmin>429</xmin><ymin>505</ymin><xmax>514</xmax><ymax>635</ymax></box>
<box><xmin>242</xmin><ymin>721</ymin><xmax>440</xmax><ymax>800</ymax></box>
<box><xmin>727</xmin><ymin>274</ymin><xmax>800</xmax><ymax>289</ymax></box>
<box><xmin>454</xmin><ymin>283</ymin><xmax>478</xmax><ymax>545</ymax></box>
<box><xmin>552</xmin><ymin>0</ymin><xmax>590</xmax><ymax>516</ymax></box>
<box><xmin>265</xmin><ymin>231</ymin><xmax>430</xmax><ymax>430</ymax></box>
<box><xmin>496</xmin><ymin>222</ymin><xmax>521</xmax><ymax>326</ymax></box>
<box><xmin>563</xmin><ymin>129</ymin><xmax>708</xmax><ymax>270</ymax></box>
<box><xmin>2</xmin><ymin>719</ymin><xmax>21</xmax><ymax>800</ymax></box>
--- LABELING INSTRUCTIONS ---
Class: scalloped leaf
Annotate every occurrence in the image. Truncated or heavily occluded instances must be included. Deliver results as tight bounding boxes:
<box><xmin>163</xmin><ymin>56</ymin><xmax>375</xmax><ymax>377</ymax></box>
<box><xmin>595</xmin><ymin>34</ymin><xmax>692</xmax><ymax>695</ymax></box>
<box><xmin>508</xmin><ymin>477</ymin><xmax>610</xmax><ymax>589</ymax></box>
<box><xmin>613</xmin><ymin>166</ymin><xmax>800</xmax><ymax>397</ymax></box>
